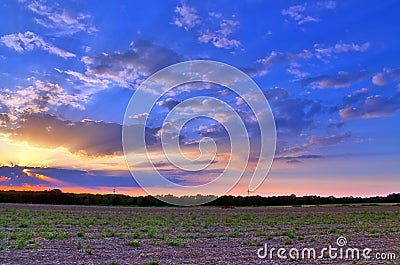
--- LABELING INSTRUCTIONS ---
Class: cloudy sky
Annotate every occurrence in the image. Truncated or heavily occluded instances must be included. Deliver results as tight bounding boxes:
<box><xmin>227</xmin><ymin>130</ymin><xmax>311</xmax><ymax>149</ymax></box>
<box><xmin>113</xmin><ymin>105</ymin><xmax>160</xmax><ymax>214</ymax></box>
<box><xmin>0</xmin><ymin>0</ymin><xmax>399</xmax><ymax>197</ymax></box>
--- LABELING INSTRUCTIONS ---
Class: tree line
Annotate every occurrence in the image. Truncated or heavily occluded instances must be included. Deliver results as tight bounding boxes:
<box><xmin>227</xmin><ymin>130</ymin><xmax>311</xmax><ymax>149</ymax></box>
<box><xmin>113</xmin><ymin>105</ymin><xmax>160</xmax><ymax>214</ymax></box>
<box><xmin>0</xmin><ymin>189</ymin><xmax>399</xmax><ymax>206</ymax></box>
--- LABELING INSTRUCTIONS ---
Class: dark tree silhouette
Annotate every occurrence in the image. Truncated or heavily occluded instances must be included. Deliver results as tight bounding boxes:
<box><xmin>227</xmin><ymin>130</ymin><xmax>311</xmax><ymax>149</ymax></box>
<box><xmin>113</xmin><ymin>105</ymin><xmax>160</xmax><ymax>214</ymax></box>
<box><xmin>0</xmin><ymin>189</ymin><xmax>399</xmax><ymax>207</ymax></box>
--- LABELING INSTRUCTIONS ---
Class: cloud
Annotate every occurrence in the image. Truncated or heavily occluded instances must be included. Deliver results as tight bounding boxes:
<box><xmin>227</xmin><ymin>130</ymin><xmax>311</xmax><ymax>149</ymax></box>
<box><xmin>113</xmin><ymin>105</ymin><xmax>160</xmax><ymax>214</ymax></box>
<box><xmin>315</xmin><ymin>42</ymin><xmax>370</xmax><ymax>54</ymax></box>
<box><xmin>2</xmin><ymin>114</ymin><xmax>161</xmax><ymax>157</ymax></box>
<box><xmin>282</xmin><ymin>1</ymin><xmax>336</xmax><ymax>25</ymax></box>
<box><xmin>172</xmin><ymin>2</ymin><xmax>201</xmax><ymax>30</ymax></box>
<box><xmin>372</xmin><ymin>73</ymin><xmax>389</xmax><ymax>86</ymax></box>
<box><xmin>157</xmin><ymin>98</ymin><xmax>181</xmax><ymax>110</ymax></box>
<box><xmin>263</xmin><ymin>87</ymin><xmax>289</xmax><ymax>102</ymax></box>
<box><xmin>257</xmin><ymin>50</ymin><xmax>313</xmax><ymax>68</ymax></box>
<box><xmin>282</xmin><ymin>4</ymin><xmax>318</xmax><ymax>25</ymax></box>
<box><xmin>128</xmin><ymin>113</ymin><xmax>149</xmax><ymax>122</ymax></box>
<box><xmin>314</xmin><ymin>42</ymin><xmax>370</xmax><ymax>60</ymax></box>
<box><xmin>262</xmin><ymin>87</ymin><xmax>324</xmax><ymax>136</ymax></box>
<box><xmin>309</xmin><ymin>132</ymin><xmax>351</xmax><ymax>146</ymax></box>
<box><xmin>301</xmin><ymin>71</ymin><xmax>368</xmax><ymax>89</ymax></box>
<box><xmin>198</xmin><ymin>18</ymin><xmax>241</xmax><ymax>49</ymax></box>
<box><xmin>22</xmin><ymin>0</ymin><xmax>97</xmax><ymax>35</ymax></box>
<box><xmin>385</xmin><ymin>68</ymin><xmax>400</xmax><ymax>80</ymax></box>
<box><xmin>0</xmin><ymin>80</ymin><xmax>87</xmax><ymax>117</ymax></box>
<box><xmin>340</xmin><ymin>93</ymin><xmax>400</xmax><ymax>119</ymax></box>
<box><xmin>81</xmin><ymin>40</ymin><xmax>182</xmax><ymax>88</ymax></box>
<box><xmin>276</xmin><ymin>154</ymin><xmax>323</xmax><ymax>163</ymax></box>
<box><xmin>0</xmin><ymin>113</ymin><xmax>16</xmax><ymax>127</ymax></box>
<box><xmin>172</xmin><ymin>3</ymin><xmax>241</xmax><ymax>49</ymax></box>
<box><xmin>0</xmin><ymin>165</ymin><xmax>136</xmax><ymax>189</ymax></box>
<box><xmin>343</xmin><ymin>88</ymin><xmax>370</xmax><ymax>105</ymax></box>
<box><xmin>3</xmin><ymin>114</ymin><xmax>123</xmax><ymax>157</ymax></box>
<box><xmin>256</xmin><ymin>41</ymin><xmax>369</xmax><ymax>75</ymax></box>
<box><xmin>287</xmin><ymin>66</ymin><xmax>310</xmax><ymax>78</ymax></box>
<box><xmin>0</xmin><ymin>31</ymin><xmax>75</xmax><ymax>59</ymax></box>
<box><xmin>277</xmin><ymin>132</ymin><xmax>352</xmax><ymax>156</ymax></box>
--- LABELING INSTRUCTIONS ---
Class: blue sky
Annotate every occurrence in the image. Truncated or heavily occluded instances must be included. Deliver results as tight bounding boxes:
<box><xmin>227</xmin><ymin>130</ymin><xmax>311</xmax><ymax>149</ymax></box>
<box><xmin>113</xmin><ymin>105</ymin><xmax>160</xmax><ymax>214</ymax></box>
<box><xmin>0</xmin><ymin>0</ymin><xmax>399</xmax><ymax>196</ymax></box>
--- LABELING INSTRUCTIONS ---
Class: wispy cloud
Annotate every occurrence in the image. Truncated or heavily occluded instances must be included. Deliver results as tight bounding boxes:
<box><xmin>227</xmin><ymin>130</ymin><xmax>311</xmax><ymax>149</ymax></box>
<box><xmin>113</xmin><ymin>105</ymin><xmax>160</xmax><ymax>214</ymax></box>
<box><xmin>198</xmin><ymin>18</ymin><xmax>241</xmax><ymax>49</ymax></box>
<box><xmin>172</xmin><ymin>2</ymin><xmax>241</xmax><ymax>49</ymax></box>
<box><xmin>282</xmin><ymin>1</ymin><xmax>336</xmax><ymax>25</ymax></box>
<box><xmin>282</xmin><ymin>4</ymin><xmax>318</xmax><ymax>25</ymax></box>
<box><xmin>309</xmin><ymin>132</ymin><xmax>351</xmax><ymax>146</ymax></box>
<box><xmin>256</xmin><ymin>41</ymin><xmax>370</xmax><ymax>77</ymax></box>
<box><xmin>21</xmin><ymin>0</ymin><xmax>97</xmax><ymax>35</ymax></box>
<box><xmin>301</xmin><ymin>71</ymin><xmax>368</xmax><ymax>89</ymax></box>
<box><xmin>275</xmin><ymin>154</ymin><xmax>323</xmax><ymax>164</ymax></box>
<box><xmin>258</xmin><ymin>50</ymin><xmax>313</xmax><ymax>68</ymax></box>
<box><xmin>172</xmin><ymin>2</ymin><xmax>201</xmax><ymax>30</ymax></box>
<box><xmin>314</xmin><ymin>42</ymin><xmax>370</xmax><ymax>59</ymax></box>
<box><xmin>0</xmin><ymin>31</ymin><xmax>75</xmax><ymax>59</ymax></box>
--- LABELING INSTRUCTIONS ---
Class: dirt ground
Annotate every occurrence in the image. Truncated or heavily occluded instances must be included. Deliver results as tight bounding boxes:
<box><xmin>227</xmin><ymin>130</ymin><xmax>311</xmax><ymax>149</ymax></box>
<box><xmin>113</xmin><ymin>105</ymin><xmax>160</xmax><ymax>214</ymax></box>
<box><xmin>0</xmin><ymin>204</ymin><xmax>398</xmax><ymax>264</ymax></box>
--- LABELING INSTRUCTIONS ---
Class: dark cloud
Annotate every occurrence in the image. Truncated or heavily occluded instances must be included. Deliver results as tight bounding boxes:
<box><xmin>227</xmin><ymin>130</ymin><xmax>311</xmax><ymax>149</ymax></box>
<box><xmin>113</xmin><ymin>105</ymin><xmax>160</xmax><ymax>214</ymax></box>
<box><xmin>301</xmin><ymin>71</ymin><xmax>368</xmax><ymax>89</ymax></box>
<box><xmin>263</xmin><ymin>87</ymin><xmax>289</xmax><ymax>102</ymax></box>
<box><xmin>260</xmin><ymin>87</ymin><xmax>325</xmax><ymax>136</ymax></box>
<box><xmin>81</xmin><ymin>40</ymin><xmax>182</xmax><ymax>88</ymax></box>
<box><xmin>157</xmin><ymin>98</ymin><xmax>181</xmax><ymax>110</ymax></box>
<box><xmin>340</xmin><ymin>93</ymin><xmax>400</xmax><ymax>119</ymax></box>
<box><xmin>0</xmin><ymin>165</ymin><xmax>137</xmax><ymax>188</ymax></box>
<box><xmin>0</xmin><ymin>113</ymin><xmax>12</xmax><ymax>127</ymax></box>
<box><xmin>273</xmin><ymin>98</ymin><xmax>321</xmax><ymax>135</ymax></box>
<box><xmin>286</xmin><ymin>159</ymin><xmax>301</xmax><ymax>164</ymax></box>
<box><xmin>276</xmin><ymin>154</ymin><xmax>323</xmax><ymax>164</ymax></box>
<box><xmin>3</xmin><ymin>114</ymin><xmax>159</xmax><ymax>157</ymax></box>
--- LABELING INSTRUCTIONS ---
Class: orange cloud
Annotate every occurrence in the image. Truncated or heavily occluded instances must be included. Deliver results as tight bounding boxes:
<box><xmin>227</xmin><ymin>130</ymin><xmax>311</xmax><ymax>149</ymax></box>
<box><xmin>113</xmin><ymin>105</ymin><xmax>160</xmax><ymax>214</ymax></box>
<box><xmin>22</xmin><ymin>169</ymin><xmax>69</xmax><ymax>186</ymax></box>
<box><xmin>0</xmin><ymin>176</ymin><xmax>11</xmax><ymax>182</ymax></box>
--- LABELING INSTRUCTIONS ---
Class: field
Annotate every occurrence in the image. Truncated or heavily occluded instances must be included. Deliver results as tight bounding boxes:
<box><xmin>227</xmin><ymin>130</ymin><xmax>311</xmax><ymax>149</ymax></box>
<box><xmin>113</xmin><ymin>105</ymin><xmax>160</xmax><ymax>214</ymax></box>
<box><xmin>0</xmin><ymin>204</ymin><xmax>399</xmax><ymax>265</ymax></box>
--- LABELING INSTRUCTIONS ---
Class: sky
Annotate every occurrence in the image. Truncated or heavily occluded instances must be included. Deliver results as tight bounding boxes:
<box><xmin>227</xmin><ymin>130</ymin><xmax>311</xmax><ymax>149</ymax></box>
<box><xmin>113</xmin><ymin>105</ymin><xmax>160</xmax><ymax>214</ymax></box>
<box><xmin>0</xmin><ymin>0</ymin><xmax>399</xmax><ymax>197</ymax></box>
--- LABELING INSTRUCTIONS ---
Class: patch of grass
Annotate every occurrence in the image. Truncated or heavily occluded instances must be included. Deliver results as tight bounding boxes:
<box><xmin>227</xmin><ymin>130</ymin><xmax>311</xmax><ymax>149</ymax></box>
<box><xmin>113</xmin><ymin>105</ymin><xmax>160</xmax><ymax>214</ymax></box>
<box><xmin>104</xmin><ymin>229</ymin><xmax>116</xmax><ymax>237</ymax></box>
<box><xmin>126</xmin><ymin>240</ymin><xmax>141</xmax><ymax>247</ymax></box>
<box><xmin>285</xmin><ymin>237</ymin><xmax>293</xmax><ymax>245</ymax></box>
<box><xmin>143</xmin><ymin>260</ymin><xmax>159</xmax><ymax>265</ymax></box>
<box><xmin>76</xmin><ymin>240</ymin><xmax>82</xmax><ymax>249</ymax></box>
<box><xmin>166</xmin><ymin>238</ymin><xmax>184</xmax><ymax>247</ymax></box>
<box><xmin>14</xmin><ymin>239</ymin><xmax>26</xmax><ymax>249</ymax></box>
<box><xmin>85</xmin><ymin>244</ymin><xmax>92</xmax><ymax>255</ymax></box>
<box><xmin>146</xmin><ymin>228</ymin><xmax>157</xmax><ymax>239</ymax></box>
<box><xmin>9</xmin><ymin>232</ymin><xmax>18</xmax><ymax>240</ymax></box>
<box><xmin>44</xmin><ymin>231</ymin><xmax>68</xmax><ymax>240</ymax></box>
<box><xmin>242</xmin><ymin>240</ymin><xmax>254</xmax><ymax>246</ymax></box>
<box><xmin>77</xmin><ymin>231</ymin><xmax>85</xmax><ymax>238</ymax></box>
<box><xmin>18</xmin><ymin>221</ymin><xmax>29</xmax><ymax>228</ymax></box>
